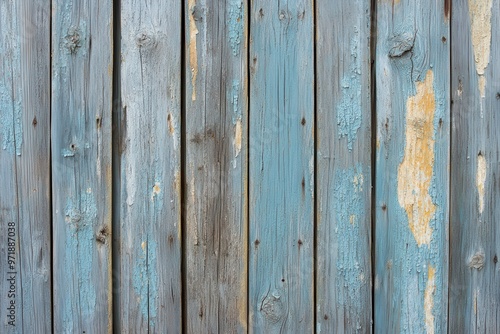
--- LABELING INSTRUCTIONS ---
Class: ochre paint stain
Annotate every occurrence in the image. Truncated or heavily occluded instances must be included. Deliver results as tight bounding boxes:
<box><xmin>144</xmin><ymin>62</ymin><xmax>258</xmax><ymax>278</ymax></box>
<box><xmin>476</xmin><ymin>153</ymin><xmax>486</xmax><ymax>214</ymax></box>
<box><xmin>469</xmin><ymin>0</ymin><xmax>492</xmax><ymax>97</ymax></box>
<box><xmin>424</xmin><ymin>265</ymin><xmax>436</xmax><ymax>334</ymax></box>
<box><xmin>397</xmin><ymin>70</ymin><xmax>436</xmax><ymax>246</ymax></box>
<box><xmin>189</xmin><ymin>0</ymin><xmax>199</xmax><ymax>101</ymax></box>
<box><xmin>174</xmin><ymin>170</ymin><xmax>181</xmax><ymax>240</ymax></box>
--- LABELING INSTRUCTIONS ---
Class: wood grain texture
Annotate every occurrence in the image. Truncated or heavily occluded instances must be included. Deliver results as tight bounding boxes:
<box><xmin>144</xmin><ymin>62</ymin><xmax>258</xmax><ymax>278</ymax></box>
<box><xmin>449</xmin><ymin>0</ymin><xmax>500</xmax><ymax>331</ymax></box>
<box><xmin>117</xmin><ymin>0</ymin><xmax>182</xmax><ymax>332</ymax></box>
<box><xmin>0</xmin><ymin>0</ymin><xmax>52</xmax><ymax>332</ymax></box>
<box><xmin>315</xmin><ymin>0</ymin><xmax>372</xmax><ymax>331</ymax></box>
<box><xmin>374</xmin><ymin>0</ymin><xmax>450</xmax><ymax>332</ymax></box>
<box><xmin>51</xmin><ymin>0</ymin><xmax>113</xmax><ymax>331</ymax></box>
<box><xmin>249</xmin><ymin>1</ymin><xmax>314</xmax><ymax>332</ymax></box>
<box><xmin>184</xmin><ymin>0</ymin><xmax>248</xmax><ymax>332</ymax></box>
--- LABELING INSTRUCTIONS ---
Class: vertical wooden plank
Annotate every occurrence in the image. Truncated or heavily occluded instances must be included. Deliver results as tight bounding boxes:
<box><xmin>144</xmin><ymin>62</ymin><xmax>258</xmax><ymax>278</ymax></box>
<box><xmin>249</xmin><ymin>1</ymin><xmax>314</xmax><ymax>332</ymax></box>
<box><xmin>184</xmin><ymin>0</ymin><xmax>248</xmax><ymax>332</ymax></box>
<box><xmin>374</xmin><ymin>0</ymin><xmax>450</xmax><ymax>332</ymax></box>
<box><xmin>0</xmin><ymin>0</ymin><xmax>52</xmax><ymax>332</ymax></box>
<box><xmin>117</xmin><ymin>0</ymin><xmax>182</xmax><ymax>332</ymax></box>
<box><xmin>450</xmin><ymin>0</ymin><xmax>500</xmax><ymax>331</ymax></box>
<box><xmin>315</xmin><ymin>0</ymin><xmax>372</xmax><ymax>332</ymax></box>
<box><xmin>51</xmin><ymin>0</ymin><xmax>113</xmax><ymax>331</ymax></box>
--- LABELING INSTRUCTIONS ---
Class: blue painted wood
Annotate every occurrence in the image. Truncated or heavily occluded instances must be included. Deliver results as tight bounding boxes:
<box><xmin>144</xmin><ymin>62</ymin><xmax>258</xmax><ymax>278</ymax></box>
<box><xmin>450</xmin><ymin>0</ymin><xmax>500</xmax><ymax>331</ymax></box>
<box><xmin>0</xmin><ymin>1</ymin><xmax>52</xmax><ymax>332</ymax></box>
<box><xmin>51</xmin><ymin>0</ymin><xmax>113</xmax><ymax>331</ymax></box>
<box><xmin>117</xmin><ymin>0</ymin><xmax>182</xmax><ymax>331</ymax></box>
<box><xmin>374</xmin><ymin>0</ymin><xmax>450</xmax><ymax>332</ymax></box>
<box><xmin>315</xmin><ymin>0</ymin><xmax>372</xmax><ymax>332</ymax></box>
<box><xmin>249</xmin><ymin>1</ymin><xmax>314</xmax><ymax>332</ymax></box>
<box><xmin>184</xmin><ymin>0</ymin><xmax>248</xmax><ymax>332</ymax></box>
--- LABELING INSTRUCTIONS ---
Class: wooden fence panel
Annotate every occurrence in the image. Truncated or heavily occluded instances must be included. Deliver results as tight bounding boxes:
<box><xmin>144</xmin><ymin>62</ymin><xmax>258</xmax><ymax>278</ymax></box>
<box><xmin>0</xmin><ymin>0</ymin><xmax>52</xmax><ymax>332</ymax></box>
<box><xmin>374</xmin><ymin>0</ymin><xmax>450</xmax><ymax>332</ymax></box>
<box><xmin>249</xmin><ymin>1</ymin><xmax>315</xmax><ymax>332</ymax></box>
<box><xmin>117</xmin><ymin>0</ymin><xmax>182</xmax><ymax>332</ymax></box>
<box><xmin>51</xmin><ymin>0</ymin><xmax>113</xmax><ymax>331</ymax></box>
<box><xmin>315</xmin><ymin>0</ymin><xmax>372</xmax><ymax>332</ymax></box>
<box><xmin>450</xmin><ymin>0</ymin><xmax>500</xmax><ymax>331</ymax></box>
<box><xmin>184</xmin><ymin>0</ymin><xmax>248</xmax><ymax>333</ymax></box>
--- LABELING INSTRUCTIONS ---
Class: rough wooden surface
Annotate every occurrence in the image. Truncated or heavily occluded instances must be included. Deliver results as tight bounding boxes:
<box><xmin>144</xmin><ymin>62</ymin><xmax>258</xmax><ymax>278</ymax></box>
<box><xmin>51</xmin><ymin>0</ymin><xmax>113</xmax><ymax>331</ymax></box>
<box><xmin>249</xmin><ymin>1</ymin><xmax>315</xmax><ymax>332</ymax></box>
<box><xmin>0</xmin><ymin>0</ymin><xmax>52</xmax><ymax>332</ymax></box>
<box><xmin>184</xmin><ymin>0</ymin><xmax>248</xmax><ymax>333</ymax></box>
<box><xmin>116</xmin><ymin>0</ymin><xmax>182</xmax><ymax>332</ymax></box>
<box><xmin>374</xmin><ymin>0</ymin><xmax>450</xmax><ymax>332</ymax></box>
<box><xmin>449</xmin><ymin>0</ymin><xmax>500</xmax><ymax>331</ymax></box>
<box><xmin>315</xmin><ymin>0</ymin><xmax>372</xmax><ymax>332</ymax></box>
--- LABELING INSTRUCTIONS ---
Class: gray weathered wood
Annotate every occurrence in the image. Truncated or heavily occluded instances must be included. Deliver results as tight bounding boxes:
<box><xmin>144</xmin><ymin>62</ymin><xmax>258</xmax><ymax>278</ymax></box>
<box><xmin>51</xmin><ymin>0</ymin><xmax>113</xmax><ymax>331</ymax></box>
<box><xmin>249</xmin><ymin>1</ymin><xmax>315</xmax><ymax>332</ymax></box>
<box><xmin>449</xmin><ymin>0</ymin><xmax>500</xmax><ymax>331</ymax></box>
<box><xmin>184</xmin><ymin>0</ymin><xmax>248</xmax><ymax>332</ymax></box>
<box><xmin>0</xmin><ymin>0</ymin><xmax>52</xmax><ymax>332</ymax></box>
<box><xmin>117</xmin><ymin>0</ymin><xmax>182</xmax><ymax>331</ymax></box>
<box><xmin>374</xmin><ymin>0</ymin><xmax>450</xmax><ymax>332</ymax></box>
<box><xmin>315</xmin><ymin>0</ymin><xmax>372</xmax><ymax>332</ymax></box>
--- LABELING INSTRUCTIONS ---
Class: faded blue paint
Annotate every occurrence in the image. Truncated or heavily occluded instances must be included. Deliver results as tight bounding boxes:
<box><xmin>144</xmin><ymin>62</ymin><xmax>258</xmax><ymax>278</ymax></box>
<box><xmin>228</xmin><ymin>0</ymin><xmax>243</xmax><ymax>56</ymax></box>
<box><xmin>63</xmin><ymin>191</ymin><xmax>98</xmax><ymax>331</ymax></box>
<box><xmin>133</xmin><ymin>239</ymin><xmax>159</xmax><ymax>326</ymax></box>
<box><xmin>337</xmin><ymin>31</ymin><xmax>362</xmax><ymax>151</ymax></box>
<box><xmin>334</xmin><ymin>164</ymin><xmax>368</xmax><ymax>310</ymax></box>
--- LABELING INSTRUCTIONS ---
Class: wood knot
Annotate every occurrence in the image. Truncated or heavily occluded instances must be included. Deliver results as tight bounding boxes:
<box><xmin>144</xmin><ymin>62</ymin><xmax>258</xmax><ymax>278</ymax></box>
<box><xmin>64</xmin><ymin>27</ymin><xmax>82</xmax><ymax>54</ymax></box>
<box><xmin>96</xmin><ymin>226</ymin><xmax>110</xmax><ymax>244</ymax></box>
<box><xmin>135</xmin><ymin>31</ymin><xmax>157</xmax><ymax>48</ymax></box>
<box><xmin>32</xmin><ymin>116</ymin><xmax>37</xmax><ymax>127</ymax></box>
<box><xmin>468</xmin><ymin>251</ymin><xmax>485</xmax><ymax>270</ymax></box>
<box><xmin>260</xmin><ymin>293</ymin><xmax>284</xmax><ymax>323</ymax></box>
<box><xmin>388</xmin><ymin>31</ymin><xmax>415</xmax><ymax>58</ymax></box>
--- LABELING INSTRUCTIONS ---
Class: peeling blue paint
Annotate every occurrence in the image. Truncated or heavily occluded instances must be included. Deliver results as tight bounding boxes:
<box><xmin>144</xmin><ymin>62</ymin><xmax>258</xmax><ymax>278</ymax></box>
<box><xmin>228</xmin><ymin>1</ymin><xmax>243</xmax><ymax>56</ymax></box>
<box><xmin>231</xmin><ymin>79</ymin><xmax>241</xmax><ymax>123</ymax></box>
<box><xmin>334</xmin><ymin>164</ymin><xmax>367</xmax><ymax>309</ymax></box>
<box><xmin>63</xmin><ymin>191</ymin><xmax>98</xmax><ymax>331</ymax></box>
<box><xmin>337</xmin><ymin>31</ymin><xmax>362</xmax><ymax>151</ymax></box>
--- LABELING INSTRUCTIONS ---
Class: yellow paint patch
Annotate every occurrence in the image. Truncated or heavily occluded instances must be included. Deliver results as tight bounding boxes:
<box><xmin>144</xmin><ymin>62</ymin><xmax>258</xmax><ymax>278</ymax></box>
<box><xmin>234</xmin><ymin>118</ymin><xmax>242</xmax><ymax>158</ymax></box>
<box><xmin>349</xmin><ymin>215</ymin><xmax>356</xmax><ymax>225</ymax></box>
<box><xmin>141</xmin><ymin>241</ymin><xmax>147</xmax><ymax>250</ymax></box>
<box><xmin>188</xmin><ymin>0</ymin><xmax>199</xmax><ymax>101</ymax></box>
<box><xmin>424</xmin><ymin>265</ymin><xmax>436</xmax><ymax>334</ymax></box>
<box><xmin>397</xmin><ymin>70</ymin><xmax>436</xmax><ymax>246</ymax></box>
<box><xmin>151</xmin><ymin>182</ymin><xmax>161</xmax><ymax>201</ymax></box>
<box><xmin>167</xmin><ymin>113</ymin><xmax>175</xmax><ymax>135</ymax></box>
<box><xmin>476</xmin><ymin>153</ymin><xmax>486</xmax><ymax>214</ymax></box>
<box><xmin>174</xmin><ymin>170</ymin><xmax>181</xmax><ymax>240</ymax></box>
<box><xmin>469</xmin><ymin>0</ymin><xmax>492</xmax><ymax>97</ymax></box>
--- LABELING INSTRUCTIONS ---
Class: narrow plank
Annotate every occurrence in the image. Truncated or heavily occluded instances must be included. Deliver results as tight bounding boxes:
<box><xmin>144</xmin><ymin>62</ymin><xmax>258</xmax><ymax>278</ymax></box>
<box><xmin>449</xmin><ymin>0</ymin><xmax>500</xmax><ymax>331</ymax></box>
<box><xmin>374</xmin><ymin>0</ymin><xmax>450</xmax><ymax>332</ymax></box>
<box><xmin>117</xmin><ymin>0</ymin><xmax>182</xmax><ymax>331</ymax></box>
<box><xmin>184</xmin><ymin>0</ymin><xmax>248</xmax><ymax>332</ymax></box>
<box><xmin>51</xmin><ymin>0</ymin><xmax>113</xmax><ymax>331</ymax></box>
<box><xmin>249</xmin><ymin>1</ymin><xmax>314</xmax><ymax>332</ymax></box>
<box><xmin>315</xmin><ymin>0</ymin><xmax>372</xmax><ymax>331</ymax></box>
<box><xmin>0</xmin><ymin>0</ymin><xmax>52</xmax><ymax>332</ymax></box>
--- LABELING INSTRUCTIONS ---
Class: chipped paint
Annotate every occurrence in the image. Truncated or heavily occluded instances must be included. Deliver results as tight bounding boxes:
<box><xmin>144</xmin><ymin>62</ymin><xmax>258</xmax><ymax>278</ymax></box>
<box><xmin>334</xmin><ymin>164</ymin><xmax>367</xmax><ymax>308</ymax></box>
<box><xmin>174</xmin><ymin>170</ymin><xmax>181</xmax><ymax>240</ymax></box>
<box><xmin>133</xmin><ymin>240</ymin><xmax>159</xmax><ymax>324</ymax></box>
<box><xmin>337</xmin><ymin>30</ymin><xmax>362</xmax><ymax>151</ymax></box>
<box><xmin>476</xmin><ymin>153</ymin><xmax>486</xmax><ymax>214</ymax></box>
<box><xmin>397</xmin><ymin>70</ymin><xmax>436</xmax><ymax>246</ymax></box>
<box><xmin>424</xmin><ymin>265</ymin><xmax>436</xmax><ymax>334</ymax></box>
<box><xmin>188</xmin><ymin>0</ymin><xmax>199</xmax><ymax>101</ymax></box>
<box><xmin>228</xmin><ymin>0</ymin><xmax>243</xmax><ymax>56</ymax></box>
<box><xmin>468</xmin><ymin>0</ymin><xmax>492</xmax><ymax>97</ymax></box>
<box><xmin>234</xmin><ymin>118</ymin><xmax>242</xmax><ymax>158</ymax></box>
<box><xmin>151</xmin><ymin>182</ymin><xmax>161</xmax><ymax>201</ymax></box>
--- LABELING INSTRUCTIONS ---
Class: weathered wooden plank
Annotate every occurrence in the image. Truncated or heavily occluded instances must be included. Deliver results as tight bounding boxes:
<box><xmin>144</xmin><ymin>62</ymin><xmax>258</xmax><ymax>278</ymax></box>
<box><xmin>184</xmin><ymin>0</ymin><xmax>248</xmax><ymax>332</ymax></box>
<box><xmin>0</xmin><ymin>0</ymin><xmax>52</xmax><ymax>332</ymax></box>
<box><xmin>315</xmin><ymin>0</ymin><xmax>372</xmax><ymax>332</ymax></box>
<box><xmin>374</xmin><ymin>0</ymin><xmax>450</xmax><ymax>332</ymax></box>
<box><xmin>51</xmin><ymin>0</ymin><xmax>113</xmax><ymax>331</ymax></box>
<box><xmin>117</xmin><ymin>0</ymin><xmax>182</xmax><ymax>332</ymax></box>
<box><xmin>249</xmin><ymin>1</ymin><xmax>314</xmax><ymax>332</ymax></box>
<box><xmin>449</xmin><ymin>0</ymin><xmax>500</xmax><ymax>331</ymax></box>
